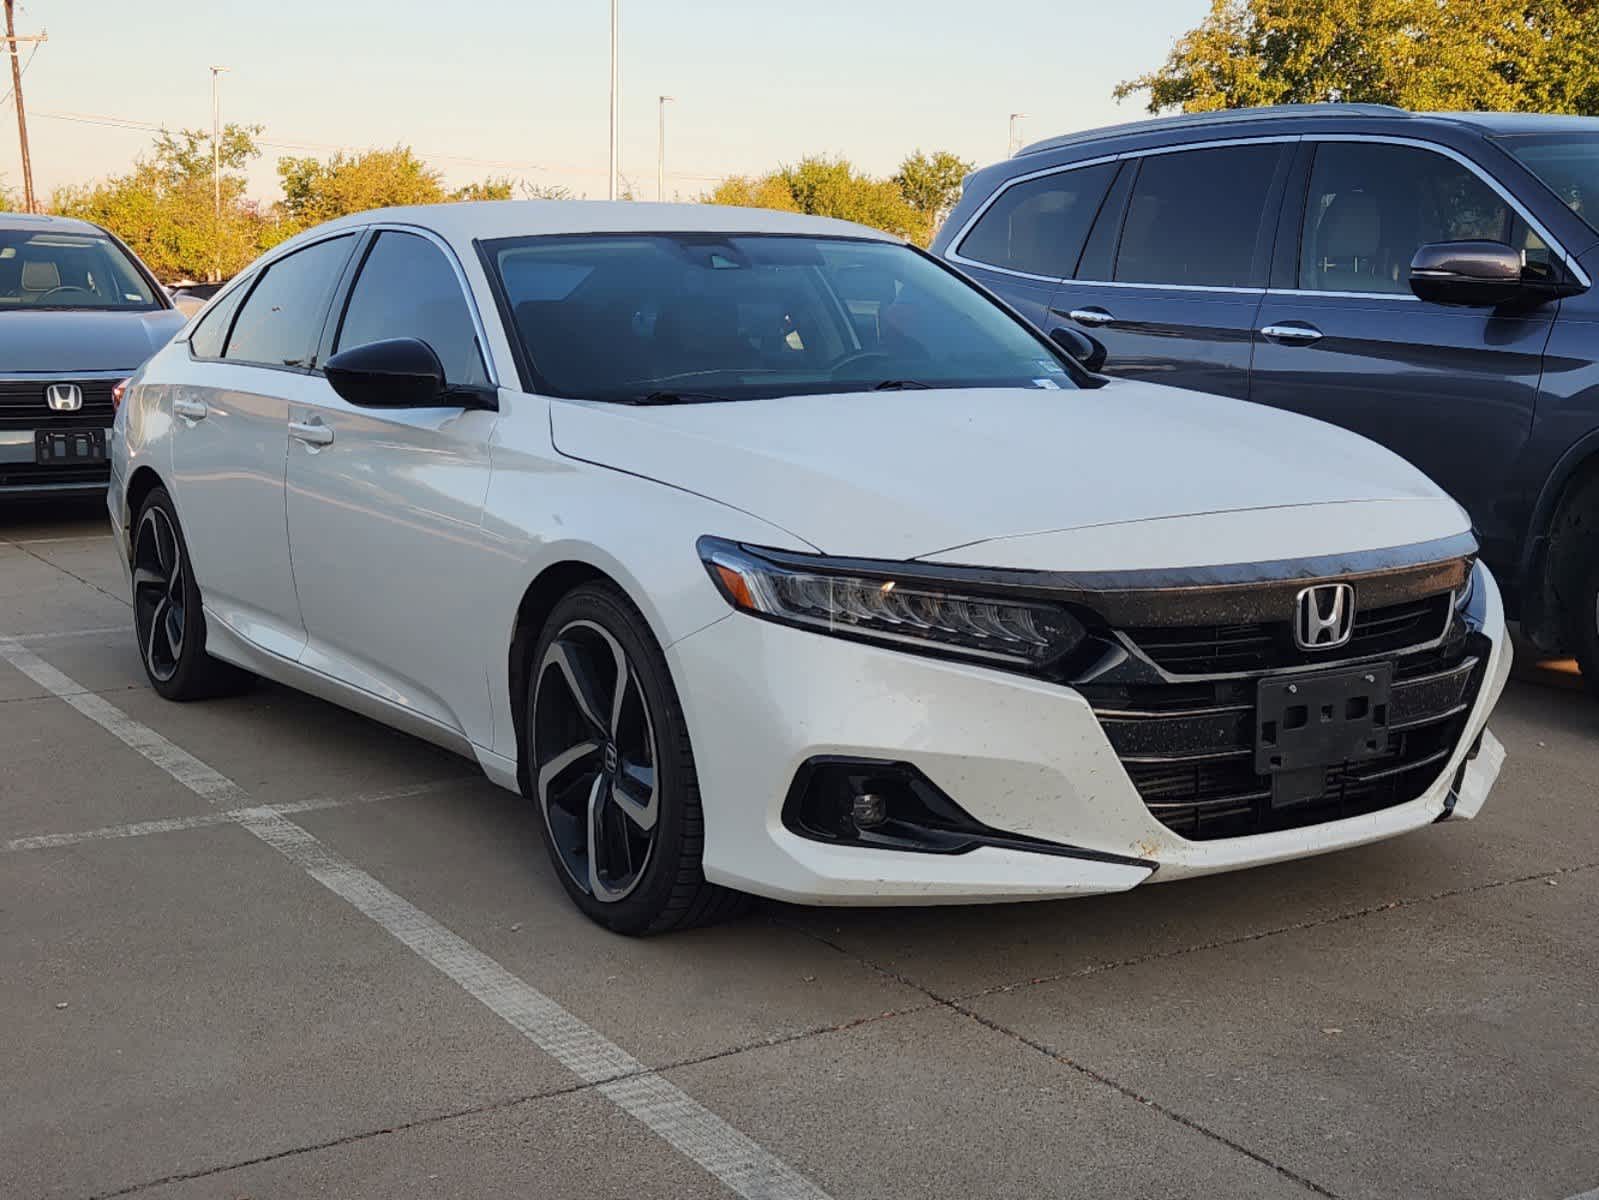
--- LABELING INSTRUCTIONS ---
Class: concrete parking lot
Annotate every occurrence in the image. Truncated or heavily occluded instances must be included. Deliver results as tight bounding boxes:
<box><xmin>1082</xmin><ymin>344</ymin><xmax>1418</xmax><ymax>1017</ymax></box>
<box><xmin>3</xmin><ymin>499</ymin><xmax>1597</xmax><ymax>1200</ymax></box>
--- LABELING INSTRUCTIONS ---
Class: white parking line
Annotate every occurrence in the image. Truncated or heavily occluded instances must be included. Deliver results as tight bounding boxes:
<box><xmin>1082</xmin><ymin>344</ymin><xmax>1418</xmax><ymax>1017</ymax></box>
<box><xmin>10</xmin><ymin>625</ymin><xmax>126</xmax><ymax>644</ymax></box>
<box><xmin>1563</xmin><ymin>1189</ymin><xmax>1599</xmax><ymax>1200</ymax></box>
<box><xmin>3</xmin><ymin>779</ymin><xmax>465</xmax><ymax>853</ymax></box>
<box><xmin>0</xmin><ymin>635</ymin><xmax>833</xmax><ymax>1200</ymax></box>
<box><xmin>4</xmin><ymin>533</ymin><xmax>113</xmax><ymax>545</ymax></box>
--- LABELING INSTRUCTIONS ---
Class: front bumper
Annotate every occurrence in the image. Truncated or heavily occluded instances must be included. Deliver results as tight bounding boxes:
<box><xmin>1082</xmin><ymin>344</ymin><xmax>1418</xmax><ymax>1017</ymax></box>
<box><xmin>668</xmin><ymin>564</ymin><xmax>1510</xmax><ymax>905</ymax></box>
<box><xmin>0</xmin><ymin>428</ymin><xmax>113</xmax><ymax>497</ymax></box>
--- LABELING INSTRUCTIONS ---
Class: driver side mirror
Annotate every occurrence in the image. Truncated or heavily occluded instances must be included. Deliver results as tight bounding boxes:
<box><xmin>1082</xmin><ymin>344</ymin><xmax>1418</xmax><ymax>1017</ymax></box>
<box><xmin>1049</xmin><ymin>325</ymin><xmax>1107</xmax><ymax>374</ymax></box>
<box><xmin>323</xmin><ymin>338</ymin><xmax>495</xmax><ymax>410</ymax></box>
<box><xmin>1408</xmin><ymin>241</ymin><xmax>1546</xmax><ymax>307</ymax></box>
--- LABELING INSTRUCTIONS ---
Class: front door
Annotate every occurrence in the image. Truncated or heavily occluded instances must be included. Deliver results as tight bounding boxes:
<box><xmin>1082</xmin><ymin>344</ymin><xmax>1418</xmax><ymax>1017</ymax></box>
<box><xmin>285</xmin><ymin>229</ymin><xmax>501</xmax><ymax>742</ymax></box>
<box><xmin>1049</xmin><ymin>141</ymin><xmax>1290</xmax><ymax>400</ymax></box>
<box><xmin>1248</xmin><ymin>140</ymin><xmax>1559</xmax><ymax>570</ymax></box>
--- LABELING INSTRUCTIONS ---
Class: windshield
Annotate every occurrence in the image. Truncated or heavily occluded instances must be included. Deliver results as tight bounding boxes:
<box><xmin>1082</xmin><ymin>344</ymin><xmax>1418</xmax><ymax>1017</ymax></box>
<box><xmin>0</xmin><ymin>229</ymin><xmax>161</xmax><ymax>312</ymax></box>
<box><xmin>1497</xmin><ymin>132</ymin><xmax>1599</xmax><ymax>236</ymax></box>
<box><xmin>484</xmin><ymin>233</ymin><xmax>1077</xmax><ymax>402</ymax></box>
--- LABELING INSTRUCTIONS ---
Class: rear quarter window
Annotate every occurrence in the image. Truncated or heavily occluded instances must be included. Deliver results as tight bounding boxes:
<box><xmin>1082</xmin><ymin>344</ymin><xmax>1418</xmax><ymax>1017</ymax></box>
<box><xmin>957</xmin><ymin>162</ymin><xmax>1117</xmax><ymax>279</ymax></box>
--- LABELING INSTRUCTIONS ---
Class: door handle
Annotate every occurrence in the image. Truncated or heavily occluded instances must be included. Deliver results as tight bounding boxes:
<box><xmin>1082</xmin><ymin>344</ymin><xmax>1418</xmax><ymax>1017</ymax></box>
<box><xmin>1260</xmin><ymin>324</ymin><xmax>1324</xmax><ymax>344</ymax></box>
<box><xmin>1061</xmin><ymin>306</ymin><xmax>1116</xmax><ymax>327</ymax></box>
<box><xmin>289</xmin><ymin>419</ymin><xmax>334</xmax><ymax>447</ymax></box>
<box><xmin>173</xmin><ymin>397</ymin><xmax>208</xmax><ymax>421</ymax></box>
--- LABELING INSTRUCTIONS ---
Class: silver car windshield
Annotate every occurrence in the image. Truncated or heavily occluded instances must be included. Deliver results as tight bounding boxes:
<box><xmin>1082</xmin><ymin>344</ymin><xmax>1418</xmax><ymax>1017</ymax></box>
<box><xmin>484</xmin><ymin>233</ymin><xmax>1077</xmax><ymax>403</ymax></box>
<box><xmin>0</xmin><ymin>229</ymin><xmax>161</xmax><ymax>312</ymax></box>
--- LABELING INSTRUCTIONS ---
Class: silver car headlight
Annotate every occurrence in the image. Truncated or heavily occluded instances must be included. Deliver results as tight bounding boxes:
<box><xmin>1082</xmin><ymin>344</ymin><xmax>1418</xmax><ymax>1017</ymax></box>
<box><xmin>699</xmin><ymin>538</ymin><xmax>1086</xmax><ymax>668</ymax></box>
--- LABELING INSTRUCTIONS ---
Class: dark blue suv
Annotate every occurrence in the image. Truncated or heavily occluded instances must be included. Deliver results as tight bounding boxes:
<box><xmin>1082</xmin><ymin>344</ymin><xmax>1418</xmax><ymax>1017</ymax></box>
<box><xmin>933</xmin><ymin>104</ymin><xmax>1599</xmax><ymax>694</ymax></box>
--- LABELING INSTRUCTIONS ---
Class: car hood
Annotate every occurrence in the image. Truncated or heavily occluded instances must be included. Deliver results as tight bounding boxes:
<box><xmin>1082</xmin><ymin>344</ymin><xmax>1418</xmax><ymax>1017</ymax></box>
<box><xmin>0</xmin><ymin>309</ymin><xmax>188</xmax><ymax>372</ymax></box>
<box><xmin>549</xmin><ymin>381</ymin><xmax>1469</xmax><ymax>567</ymax></box>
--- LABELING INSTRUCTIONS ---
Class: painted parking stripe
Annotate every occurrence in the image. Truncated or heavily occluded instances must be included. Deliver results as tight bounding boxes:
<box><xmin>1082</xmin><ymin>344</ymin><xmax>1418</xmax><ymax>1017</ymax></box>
<box><xmin>1563</xmin><ymin>1189</ymin><xmax>1599</xmax><ymax>1200</ymax></box>
<box><xmin>0</xmin><ymin>636</ymin><xmax>833</xmax><ymax>1200</ymax></box>
<box><xmin>11</xmin><ymin>625</ymin><xmax>127</xmax><ymax>644</ymax></box>
<box><xmin>3</xmin><ymin>779</ymin><xmax>466</xmax><ymax>854</ymax></box>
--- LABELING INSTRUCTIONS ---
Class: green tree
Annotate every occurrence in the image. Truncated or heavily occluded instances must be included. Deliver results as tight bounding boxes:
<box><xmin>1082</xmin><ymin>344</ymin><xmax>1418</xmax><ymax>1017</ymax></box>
<box><xmin>51</xmin><ymin>123</ymin><xmax>273</xmax><ymax>281</ymax></box>
<box><xmin>893</xmin><ymin>150</ymin><xmax>974</xmax><ymax>227</ymax></box>
<box><xmin>277</xmin><ymin>146</ymin><xmax>446</xmax><ymax>227</ymax></box>
<box><xmin>1115</xmin><ymin>0</ymin><xmax>1599</xmax><ymax>115</ymax></box>
<box><xmin>707</xmin><ymin>155</ymin><xmax>937</xmax><ymax>243</ymax></box>
<box><xmin>450</xmin><ymin>176</ymin><xmax>515</xmax><ymax>202</ymax></box>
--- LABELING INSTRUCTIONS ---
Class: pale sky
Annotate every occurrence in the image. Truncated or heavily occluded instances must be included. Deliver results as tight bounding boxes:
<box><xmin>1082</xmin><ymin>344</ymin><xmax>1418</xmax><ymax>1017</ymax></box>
<box><xmin>3</xmin><ymin>0</ymin><xmax>1208</xmax><ymax>203</ymax></box>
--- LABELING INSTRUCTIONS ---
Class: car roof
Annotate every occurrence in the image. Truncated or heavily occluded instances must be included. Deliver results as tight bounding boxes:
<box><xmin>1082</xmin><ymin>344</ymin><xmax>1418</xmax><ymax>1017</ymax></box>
<box><xmin>0</xmin><ymin>211</ymin><xmax>108</xmax><ymax>236</ymax></box>
<box><xmin>288</xmin><ymin>200</ymin><xmax>903</xmax><ymax>253</ymax></box>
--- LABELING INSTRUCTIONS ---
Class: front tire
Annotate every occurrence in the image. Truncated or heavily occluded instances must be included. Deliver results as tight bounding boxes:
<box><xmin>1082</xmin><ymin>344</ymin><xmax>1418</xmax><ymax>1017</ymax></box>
<box><xmin>1566</xmin><ymin>551</ymin><xmax>1599</xmax><ymax>701</ymax></box>
<box><xmin>131</xmin><ymin>487</ymin><xmax>252</xmax><ymax>701</ymax></box>
<box><xmin>527</xmin><ymin>582</ymin><xmax>748</xmax><ymax>934</ymax></box>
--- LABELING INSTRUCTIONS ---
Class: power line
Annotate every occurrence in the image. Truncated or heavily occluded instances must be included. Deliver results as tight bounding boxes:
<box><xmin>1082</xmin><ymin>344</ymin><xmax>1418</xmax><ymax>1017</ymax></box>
<box><xmin>30</xmin><ymin>107</ymin><xmax>726</xmax><ymax>183</ymax></box>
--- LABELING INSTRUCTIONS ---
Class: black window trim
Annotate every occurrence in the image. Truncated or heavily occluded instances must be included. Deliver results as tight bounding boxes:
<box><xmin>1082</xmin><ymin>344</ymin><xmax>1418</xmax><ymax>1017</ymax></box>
<box><xmin>196</xmin><ymin>230</ymin><xmax>360</xmax><ymax>375</ymax></box>
<box><xmin>322</xmin><ymin>224</ymin><xmax>497</xmax><ymax>388</ymax></box>
<box><xmin>474</xmin><ymin>229</ymin><xmax>1099</xmax><ymax>397</ymax></box>
<box><xmin>945</xmin><ymin>130</ymin><xmax>1593</xmax><ymax>297</ymax></box>
<box><xmin>184</xmin><ymin>269</ymin><xmax>257</xmax><ymax>362</ymax></box>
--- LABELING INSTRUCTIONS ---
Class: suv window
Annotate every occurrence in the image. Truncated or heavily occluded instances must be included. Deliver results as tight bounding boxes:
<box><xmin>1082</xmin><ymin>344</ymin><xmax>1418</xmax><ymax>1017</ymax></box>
<box><xmin>334</xmin><ymin>231</ymin><xmax>487</xmax><ymax>385</ymax></box>
<box><xmin>224</xmin><ymin>235</ymin><xmax>355</xmax><ymax>368</ymax></box>
<box><xmin>1115</xmin><ymin>144</ymin><xmax>1284</xmax><ymax>288</ymax></box>
<box><xmin>1299</xmin><ymin>142</ymin><xmax>1550</xmax><ymax>294</ymax></box>
<box><xmin>957</xmin><ymin>162</ymin><xmax>1117</xmax><ymax>278</ymax></box>
<box><xmin>188</xmin><ymin>281</ymin><xmax>249</xmax><ymax>359</ymax></box>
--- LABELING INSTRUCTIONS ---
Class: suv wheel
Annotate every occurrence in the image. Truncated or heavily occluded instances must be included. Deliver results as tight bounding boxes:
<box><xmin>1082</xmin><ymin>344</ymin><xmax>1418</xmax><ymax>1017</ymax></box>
<box><xmin>527</xmin><ymin>582</ymin><xmax>748</xmax><ymax>934</ymax></box>
<box><xmin>1567</xmin><ymin>551</ymin><xmax>1599</xmax><ymax>701</ymax></box>
<box><xmin>131</xmin><ymin>488</ymin><xmax>252</xmax><ymax>700</ymax></box>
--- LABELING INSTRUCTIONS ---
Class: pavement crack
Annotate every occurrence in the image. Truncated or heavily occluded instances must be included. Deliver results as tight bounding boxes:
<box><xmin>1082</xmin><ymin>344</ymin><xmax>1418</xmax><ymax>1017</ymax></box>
<box><xmin>0</xmin><ymin>684</ymin><xmax>140</xmax><ymax>706</ymax></box>
<box><xmin>7</xmin><ymin>540</ymin><xmax>131</xmax><ymax>610</ymax></box>
<box><xmin>83</xmin><ymin>1003</ymin><xmax>933</xmax><ymax>1199</ymax></box>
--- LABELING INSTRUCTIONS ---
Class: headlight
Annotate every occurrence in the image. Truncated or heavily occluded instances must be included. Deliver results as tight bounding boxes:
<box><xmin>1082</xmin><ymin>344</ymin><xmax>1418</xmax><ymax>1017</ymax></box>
<box><xmin>699</xmin><ymin>538</ymin><xmax>1085</xmax><ymax>668</ymax></box>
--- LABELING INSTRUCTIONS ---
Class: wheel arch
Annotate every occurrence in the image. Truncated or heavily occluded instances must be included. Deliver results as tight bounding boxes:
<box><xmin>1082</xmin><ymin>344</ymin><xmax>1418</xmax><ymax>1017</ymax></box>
<box><xmin>123</xmin><ymin>465</ymin><xmax>167</xmax><ymax>558</ymax></box>
<box><xmin>1519</xmin><ymin>434</ymin><xmax>1599</xmax><ymax>652</ymax></box>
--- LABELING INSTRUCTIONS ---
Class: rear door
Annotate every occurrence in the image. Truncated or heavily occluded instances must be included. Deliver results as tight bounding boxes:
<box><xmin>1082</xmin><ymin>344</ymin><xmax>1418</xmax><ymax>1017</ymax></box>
<box><xmin>1248</xmin><ymin>138</ymin><xmax>1560</xmax><ymax>569</ymax></box>
<box><xmin>169</xmin><ymin>234</ymin><xmax>357</xmax><ymax>660</ymax></box>
<box><xmin>944</xmin><ymin>159</ymin><xmax>1119</xmax><ymax>327</ymax></box>
<box><xmin>1049</xmin><ymin>141</ymin><xmax>1292</xmax><ymax>400</ymax></box>
<box><xmin>285</xmin><ymin>227</ymin><xmax>502</xmax><ymax>742</ymax></box>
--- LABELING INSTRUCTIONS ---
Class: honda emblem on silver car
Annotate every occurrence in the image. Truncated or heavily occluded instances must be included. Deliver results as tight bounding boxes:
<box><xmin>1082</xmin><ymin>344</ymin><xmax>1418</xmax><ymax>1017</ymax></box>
<box><xmin>1294</xmin><ymin>583</ymin><xmax>1356</xmax><ymax>650</ymax></box>
<box><xmin>45</xmin><ymin>383</ymin><xmax>83</xmax><ymax>413</ymax></box>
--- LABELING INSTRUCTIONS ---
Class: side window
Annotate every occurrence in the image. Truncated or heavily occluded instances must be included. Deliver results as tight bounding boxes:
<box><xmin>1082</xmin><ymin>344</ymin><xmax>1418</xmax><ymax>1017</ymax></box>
<box><xmin>335</xmin><ymin>232</ymin><xmax>488</xmax><ymax>386</ymax></box>
<box><xmin>1299</xmin><ymin>142</ymin><xmax>1532</xmax><ymax>295</ymax></box>
<box><xmin>957</xmin><ymin>162</ymin><xmax>1117</xmax><ymax>279</ymax></box>
<box><xmin>224</xmin><ymin>235</ymin><xmax>355</xmax><ymax>368</ymax></box>
<box><xmin>188</xmin><ymin>281</ymin><xmax>249</xmax><ymax>359</ymax></box>
<box><xmin>1115</xmin><ymin>144</ymin><xmax>1285</xmax><ymax>288</ymax></box>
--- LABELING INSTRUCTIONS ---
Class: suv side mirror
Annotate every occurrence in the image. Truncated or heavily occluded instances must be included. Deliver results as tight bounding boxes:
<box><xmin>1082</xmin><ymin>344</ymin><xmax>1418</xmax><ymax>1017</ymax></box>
<box><xmin>1409</xmin><ymin>241</ymin><xmax>1531</xmax><ymax>307</ymax></box>
<box><xmin>1050</xmin><ymin>325</ymin><xmax>1107</xmax><ymax>374</ymax></box>
<box><xmin>324</xmin><ymin>337</ymin><xmax>492</xmax><ymax>409</ymax></box>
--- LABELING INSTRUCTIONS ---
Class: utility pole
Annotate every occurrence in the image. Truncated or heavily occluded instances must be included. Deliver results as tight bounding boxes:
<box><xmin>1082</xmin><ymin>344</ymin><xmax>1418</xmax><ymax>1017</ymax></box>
<box><xmin>1008</xmin><ymin>112</ymin><xmax>1028</xmax><ymax>158</ymax></box>
<box><xmin>608</xmin><ymin>0</ymin><xmax>618</xmax><ymax>201</ymax></box>
<box><xmin>210</xmin><ymin>66</ymin><xmax>228</xmax><ymax>282</ymax></box>
<box><xmin>657</xmin><ymin>95</ymin><xmax>673</xmax><ymax>203</ymax></box>
<box><xmin>2</xmin><ymin>1</ymin><xmax>45</xmax><ymax>214</ymax></box>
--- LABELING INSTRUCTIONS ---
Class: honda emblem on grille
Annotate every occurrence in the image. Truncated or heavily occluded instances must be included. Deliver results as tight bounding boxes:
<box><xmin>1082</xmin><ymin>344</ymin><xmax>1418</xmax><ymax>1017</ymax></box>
<box><xmin>45</xmin><ymin>383</ymin><xmax>83</xmax><ymax>413</ymax></box>
<box><xmin>1294</xmin><ymin>583</ymin><xmax>1355</xmax><ymax>650</ymax></box>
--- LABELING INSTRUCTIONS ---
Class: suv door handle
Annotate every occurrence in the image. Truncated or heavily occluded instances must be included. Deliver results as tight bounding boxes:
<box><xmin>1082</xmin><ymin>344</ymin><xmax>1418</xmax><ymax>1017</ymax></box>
<box><xmin>173</xmin><ymin>397</ymin><xmax>208</xmax><ymax>421</ymax></box>
<box><xmin>289</xmin><ymin>418</ymin><xmax>334</xmax><ymax>447</ymax></box>
<box><xmin>1059</xmin><ymin>306</ymin><xmax>1116</xmax><ymax>327</ymax></box>
<box><xmin>1260</xmin><ymin>323</ymin><xmax>1324</xmax><ymax>344</ymax></box>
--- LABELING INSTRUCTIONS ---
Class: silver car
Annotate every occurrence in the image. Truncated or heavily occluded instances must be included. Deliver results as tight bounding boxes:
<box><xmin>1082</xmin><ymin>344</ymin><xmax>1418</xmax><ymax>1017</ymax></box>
<box><xmin>0</xmin><ymin>213</ymin><xmax>185</xmax><ymax>498</ymax></box>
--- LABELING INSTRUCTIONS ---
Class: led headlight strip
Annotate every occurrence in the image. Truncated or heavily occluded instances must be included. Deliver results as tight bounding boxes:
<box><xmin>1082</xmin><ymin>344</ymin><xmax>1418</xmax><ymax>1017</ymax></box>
<box><xmin>699</xmin><ymin>538</ymin><xmax>1085</xmax><ymax>667</ymax></box>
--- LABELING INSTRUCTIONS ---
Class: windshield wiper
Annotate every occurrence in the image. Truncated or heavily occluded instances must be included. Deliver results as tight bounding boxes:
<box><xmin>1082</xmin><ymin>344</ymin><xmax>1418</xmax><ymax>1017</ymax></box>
<box><xmin>870</xmin><ymin>379</ymin><xmax>934</xmax><ymax>391</ymax></box>
<box><xmin>627</xmin><ymin>390</ymin><xmax>739</xmax><ymax>405</ymax></box>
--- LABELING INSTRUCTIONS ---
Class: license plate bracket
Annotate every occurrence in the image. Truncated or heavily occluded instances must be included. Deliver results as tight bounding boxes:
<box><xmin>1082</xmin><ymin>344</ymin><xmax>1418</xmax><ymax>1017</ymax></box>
<box><xmin>35</xmin><ymin>428</ymin><xmax>106</xmax><ymax>465</ymax></box>
<box><xmin>1255</xmin><ymin>664</ymin><xmax>1393</xmax><ymax>785</ymax></box>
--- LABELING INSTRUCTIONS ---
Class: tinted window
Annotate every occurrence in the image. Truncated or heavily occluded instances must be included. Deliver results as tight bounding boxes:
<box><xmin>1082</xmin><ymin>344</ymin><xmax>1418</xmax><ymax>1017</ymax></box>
<box><xmin>188</xmin><ymin>281</ymin><xmax>249</xmax><ymax>359</ymax></box>
<box><xmin>1115</xmin><ymin>145</ymin><xmax>1283</xmax><ymax>287</ymax></box>
<box><xmin>335</xmin><ymin>232</ymin><xmax>487</xmax><ymax>385</ymax></box>
<box><xmin>1498</xmin><ymin>132</ymin><xmax>1599</xmax><ymax>234</ymax></box>
<box><xmin>487</xmin><ymin>234</ymin><xmax>1076</xmax><ymax>403</ymax></box>
<box><xmin>0</xmin><ymin>228</ymin><xmax>158</xmax><ymax>311</ymax></box>
<box><xmin>958</xmin><ymin>162</ymin><xmax>1116</xmax><ymax>278</ymax></box>
<box><xmin>225</xmin><ymin>235</ymin><xmax>355</xmax><ymax>368</ymax></box>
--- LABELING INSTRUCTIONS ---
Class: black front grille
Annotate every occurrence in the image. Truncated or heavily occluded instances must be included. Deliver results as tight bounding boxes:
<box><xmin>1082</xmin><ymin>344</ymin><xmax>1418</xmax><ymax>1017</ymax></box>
<box><xmin>0</xmin><ymin>461</ymin><xmax>110</xmax><ymax>489</ymax></box>
<box><xmin>1082</xmin><ymin>626</ymin><xmax>1486</xmax><ymax>841</ymax></box>
<box><xmin>0</xmin><ymin>379</ymin><xmax>117</xmax><ymax>430</ymax></box>
<box><xmin>1122</xmin><ymin>593</ymin><xmax>1451</xmax><ymax>675</ymax></box>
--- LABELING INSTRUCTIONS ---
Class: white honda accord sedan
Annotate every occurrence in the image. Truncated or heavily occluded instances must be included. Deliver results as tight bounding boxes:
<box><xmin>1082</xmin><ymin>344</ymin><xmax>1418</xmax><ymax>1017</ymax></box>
<box><xmin>109</xmin><ymin>201</ymin><xmax>1510</xmax><ymax>933</ymax></box>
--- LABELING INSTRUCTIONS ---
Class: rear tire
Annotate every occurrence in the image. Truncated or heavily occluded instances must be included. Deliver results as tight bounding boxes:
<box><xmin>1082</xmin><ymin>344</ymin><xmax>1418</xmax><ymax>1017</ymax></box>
<box><xmin>1565</xmin><ymin>551</ymin><xmax>1599</xmax><ymax>702</ymax></box>
<box><xmin>526</xmin><ymin>582</ymin><xmax>749</xmax><ymax>935</ymax></box>
<box><xmin>131</xmin><ymin>487</ymin><xmax>253</xmax><ymax>701</ymax></box>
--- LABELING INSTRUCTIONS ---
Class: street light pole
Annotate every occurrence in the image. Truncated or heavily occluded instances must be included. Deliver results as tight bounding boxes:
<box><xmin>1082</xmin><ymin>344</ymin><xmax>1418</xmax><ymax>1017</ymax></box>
<box><xmin>657</xmin><ymin>95</ymin><xmax>673</xmax><ymax>203</ymax></box>
<box><xmin>1008</xmin><ymin>112</ymin><xmax>1028</xmax><ymax>158</ymax></box>
<box><xmin>608</xmin><ymin>0</ymin><xmax>618</xmax><ymax>201</ymax></box>
<box><xmin>210</xmin><ymin>66</ymin><xmax>229</xmax><ymax>282</ymax></box>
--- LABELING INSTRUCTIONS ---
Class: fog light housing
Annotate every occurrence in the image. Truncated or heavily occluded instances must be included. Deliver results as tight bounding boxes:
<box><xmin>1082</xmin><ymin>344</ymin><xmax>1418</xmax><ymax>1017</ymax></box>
<box><xmin>850</xmin><ymin>792</ymin><xmax>888</xmax><ymax>829</ymax></box>
<box><xmin>783</xmin><ymin>758</ymin><xmax>988</xmax><ymax>851</ymax></box>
